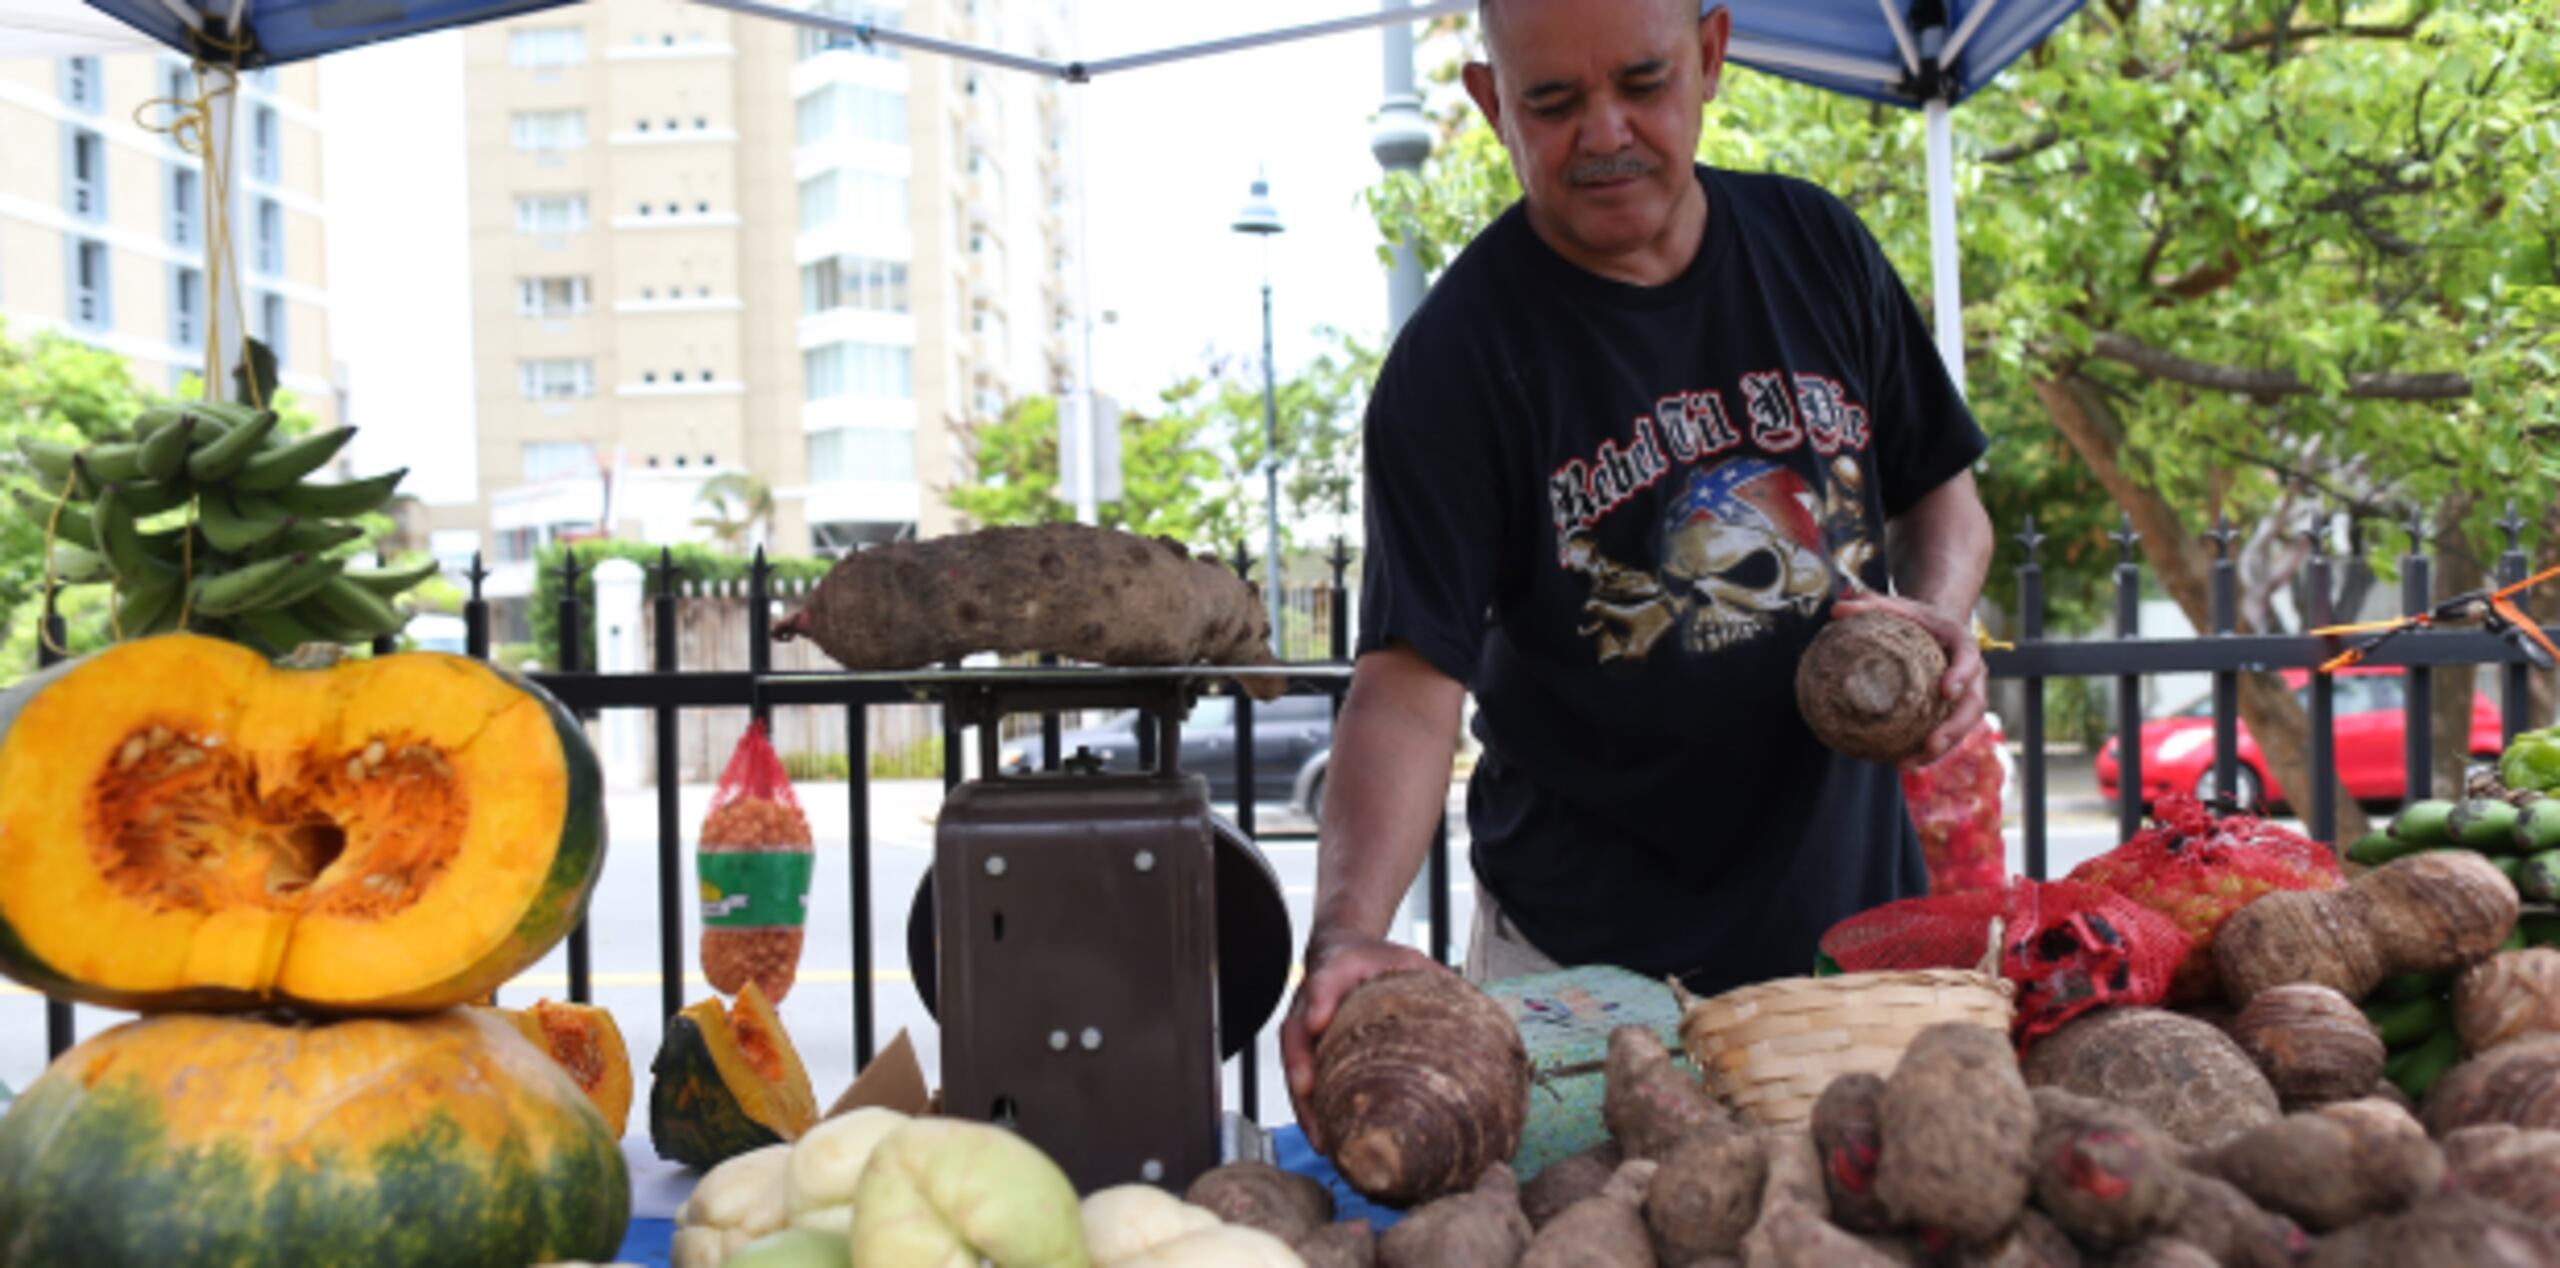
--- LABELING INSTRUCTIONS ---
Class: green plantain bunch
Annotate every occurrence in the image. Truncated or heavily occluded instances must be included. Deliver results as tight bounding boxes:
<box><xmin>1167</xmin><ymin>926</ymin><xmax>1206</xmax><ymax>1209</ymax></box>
<box><xmin>14</xmin><ymin>399</ymin><xmax>431</xmax><ymax>656</ymax></box>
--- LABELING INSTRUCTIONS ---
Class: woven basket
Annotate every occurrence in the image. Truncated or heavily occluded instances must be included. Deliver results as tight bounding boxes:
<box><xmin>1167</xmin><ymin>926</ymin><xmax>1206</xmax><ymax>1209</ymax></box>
<box><xmin>1670</xmin><ymin>919</ymin><xmax>2015</xmax><ymax>1128</ymax></box>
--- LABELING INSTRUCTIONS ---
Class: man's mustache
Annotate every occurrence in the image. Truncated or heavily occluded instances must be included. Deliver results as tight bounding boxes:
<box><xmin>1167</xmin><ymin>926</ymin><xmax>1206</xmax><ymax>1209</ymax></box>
<box><xmin>1567</xmin><ymin>152</ymin><xmax>1656</xmax><ymax>185</ymax></box>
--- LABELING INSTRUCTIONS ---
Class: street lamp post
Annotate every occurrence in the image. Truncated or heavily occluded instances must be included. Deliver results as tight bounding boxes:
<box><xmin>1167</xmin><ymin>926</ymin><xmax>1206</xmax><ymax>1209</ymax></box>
<box><xmin>1232</xmin><ymin>172</ymin><xmax>1286</xmax><ymax>656</ymax></box>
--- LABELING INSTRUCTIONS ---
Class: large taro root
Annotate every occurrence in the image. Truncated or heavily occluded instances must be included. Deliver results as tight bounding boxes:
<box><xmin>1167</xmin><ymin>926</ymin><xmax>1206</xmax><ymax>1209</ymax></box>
<box><xmin>1184</xmin><ymin>1161</ymin><xmax>1332</xmax><ymax>1244</ymax></box>
<box><xmin>1875</xmin><ymin>1023</ymin><xmax>2036</xmax><ymax>1244</ymax></box>
<box><xmin>2422</xmin><ymin>1033</ymin><xmax>2560</xmax><ymax>1135</ymax></box>
<box><xmin>2193</xmin><ymin>1099</ymin><xmax>2446</xmax><ymax>1232</ymax></box>
<box><xmin>773</xmin><ymin>524</ymin><xmax>1284</xmax><ymax>698</ymax></box>
<box><xmin>2021</xmin><ymin>1007</ymin><xmax>2279</xmax><ymax>1150</ymax></box>
<box><xmin>2442</xmin><ymin>1125</ymin><xmax>2560</xmax><ymax>1225</ymax></box>
<box><xmin>2213</xmin><ymin>850</ymin><xmax>2518</xmax><ymax>1006</ymax></box>
<box><xmin>2027</xmin><ymin>1088</ymin><xmax>2187</xmax><ymax>1249</ymax></box>
<box><xmin>1643</xmin><ymin>1125</ymin><xmax>1766</xmax><ymax>1264</ymax></box>
<box><xmin>2231</xmin><ymin>984</ymin><xmax>2388</xmax><ymax>1109</ymax></box>
<box><xmin>1955</xmin><ymin>1209</ymin><xmax>2082</xmax><ymax>1268</ymax></box>
<box><xmin>1795</xmin><ymin>612</ymin><xmax>1947</xmax><ymax>765</ymax></box>
<box><xmin>2455</xmin><ymin>948</ymin><xmax>2560</xmax><ymax>1056</ymax></box>
<box><xmin>2165</xmin><ymin>1172</ymin><xmax>2310</xmax><ymax>1268</ymax></box>
<box><xmin>1523</xmin><ymin>1160</ymin><xmax>1658</xmax><ymax>1268</ymax></box>
<box><xmin>1311</xmin><ymin>968</ymin><xmax>1532</xmax><ymax>1207</ymax></box>
<box><xmin>1605</xmin><ymin>1026</ymin><xmax>1731</xmax><ymax>1162</ymax></box>
<box><xmin>1521</xmin><ymin>1142</ymin><xmax>1625</xmax><ymax>1231</ymax></box>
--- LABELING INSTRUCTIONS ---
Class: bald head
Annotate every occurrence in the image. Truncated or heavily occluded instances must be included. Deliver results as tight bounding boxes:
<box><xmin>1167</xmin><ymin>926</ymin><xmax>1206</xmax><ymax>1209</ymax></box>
<box><xmin>1479</xmin><ymin>0</ymin><xmax>1702</xmax><ymax>66</ymax></box>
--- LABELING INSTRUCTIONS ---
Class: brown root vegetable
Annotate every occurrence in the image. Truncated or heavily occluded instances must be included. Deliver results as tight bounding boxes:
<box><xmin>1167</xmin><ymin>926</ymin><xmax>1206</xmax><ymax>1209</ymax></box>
<box><xmin>2214</xmin><ymin>851</ymin><xmax>2519</xmax><ymax>1005</ymax></box>
<box><xmin>1643</xmin><ymin>1126</ymin><xmax>1766</xmax><ymax>1264</ymax></box>
<box><xmin>1809</xmin><ymin>1073</ymin><xmax>1892</xmax><ymax>1235</ymax></box>
<box><xmin>2231</xmin><ymin>983</ymin><xmax>2388</xmax><ymax>1109</ymax></box>
<box><xmin>2194</xmin><ymin>1101</ymin><xmax>2446</xmax><ymax>1231</ymax></box>
<box><xmin>2028</xmin><ymin>1088</ymin><xmax>2187</xmax><ymax>1247</ymax></box>
<box><xmin>772</xmin><ymin>524</ymin><xmax>1284</xmax><ymax>697</ymax></box>
<box><xmin>2442</xmin><ymin>1125</ymin><xmax>2560</xmax><ymax>1223</ymax></box>
<box><xmin>1523</xmin><ymin>1161</ymin><xmax>1659</xmax><ymax>1268</ymax></box>
<box><xmin>1956</xmin><ymin>1209</ymin><xmax>2082</xmax><ymax>1268</ymax></box>
<box><xmin>1739</xmin><ymin>1201</ymin><xmax>1911</xmax><ymax>1268</ymax></box>
<box><xmin>2102</xmin><ymin>1239</ymin><xmax>2218</xmax><ymax>1268</ymax></box>
<box><xmin>1521</xmin><ymin>1142</ymin><xmax>1624</xmax><ymax>1231</ymax></box>
<box><xmin>1297</xmin><ymin>1219</ymin><xmax>1379</xmax><ymax>1268</ymax></box>
<box><xmin>2424</xmin><ymin>1034</ymin><xmax>2560</xmax><ymax>1135</ymax></box>
<box><xmin>2304</xmin><ymin>1192</ymin><xmax>2560</xmax><ymax>1268</ymax></box>
<box><xmin>2166</xmin><ymin>1172</ymin><xmax>2310</xmax><ymax>1268</ymax></box>
<box><xmin>1795</xmin><ymin>612</ymin><xmax>1947</xmax><ymax>765</ymax></box>
<box><xmin>2456</xmin><ymin>948</ymin><xmax>2560</xmax><ymax>1056</ymax></box>
<box><xmin>1605</xmin><ymin>1025</ymin><xmax>1731</xmax><ymax>1162</ymax></box>
<box><xmin>2022</xmin><ymin>1007</ymin><xmax>2280</xmax><ymax>1150</ymax></box>
<box><xmin>1377</xmin><ymin>1163</ymin><xmax>1532</xmax><ymax>1268</ymax></box>
<box><xmin>1876</xmin><ymin>1023</ymin><xmax>2035</xmax><ymax>1243</ymax></box>
<box><xmin>1313</xmin><ymin>968</ymin><xmax>1533</xmax><ymax>1207</ymax></box>
<box><xmin>1185</xmin><ymin>1160</ymin><xmax>1334</xmax><ymax>1244</ymax></box>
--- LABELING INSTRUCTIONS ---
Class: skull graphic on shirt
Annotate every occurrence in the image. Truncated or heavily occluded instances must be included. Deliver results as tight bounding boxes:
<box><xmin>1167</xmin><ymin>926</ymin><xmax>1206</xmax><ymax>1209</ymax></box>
<box><xmin>1567</xmin><ymin>457</ymin><xmax>1849</xmax><ymax>663</ymax></box>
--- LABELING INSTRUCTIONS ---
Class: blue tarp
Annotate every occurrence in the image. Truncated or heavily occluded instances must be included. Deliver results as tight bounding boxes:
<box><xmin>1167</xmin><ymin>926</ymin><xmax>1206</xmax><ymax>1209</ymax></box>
<box><xmin>80</xmin><ymin>0</ymin><xmax>2081</xmax><ymax>112</ymax></box>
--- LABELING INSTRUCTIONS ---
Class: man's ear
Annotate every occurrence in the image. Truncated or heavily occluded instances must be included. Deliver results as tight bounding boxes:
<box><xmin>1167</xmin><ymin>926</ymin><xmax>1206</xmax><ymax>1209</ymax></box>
<box><xmin>1697</xmin><ymin>5</ymin><xmax>1732</xmax><ymax>102</ymax></box>
<box><xmin>1461</xmin><ymin>60</ymin><xmax>1502</xmax><ymax>132</ymax></box>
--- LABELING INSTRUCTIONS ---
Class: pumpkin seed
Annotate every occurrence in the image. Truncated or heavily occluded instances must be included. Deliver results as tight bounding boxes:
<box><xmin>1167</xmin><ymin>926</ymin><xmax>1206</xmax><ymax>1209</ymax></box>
<box><xmin>117</xmin><ymin>737</ymin><xmax>147</xmax><ymax>769</ymax></box>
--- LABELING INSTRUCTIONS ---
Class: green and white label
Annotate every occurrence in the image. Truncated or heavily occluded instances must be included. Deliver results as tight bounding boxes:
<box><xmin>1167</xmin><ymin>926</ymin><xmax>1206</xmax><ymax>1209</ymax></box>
<box><xmin>698</xmin><ymin>851</ymin><xmax>814</xmax><ymax>929</ymax></box>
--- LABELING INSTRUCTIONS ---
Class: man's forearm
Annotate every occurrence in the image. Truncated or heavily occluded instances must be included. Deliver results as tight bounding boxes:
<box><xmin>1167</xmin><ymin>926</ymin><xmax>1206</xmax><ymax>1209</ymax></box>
<box><xmin>1307</xmin><ymin>647</ymin><xmax>1469</xmax><ymax>957</ymax></box>
<box><xmin>1887</xmin><ymin>469</ymin><xmax>1994</xmax><ymax>620</ymax></box>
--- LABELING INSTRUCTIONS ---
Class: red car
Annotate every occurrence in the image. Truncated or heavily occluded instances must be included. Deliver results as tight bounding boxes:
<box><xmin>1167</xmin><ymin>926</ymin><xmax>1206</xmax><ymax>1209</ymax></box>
<box><xmin>2095</xmin><ymin>666</ymin><xmax>2504</xmax><ymax>810</ymax></box>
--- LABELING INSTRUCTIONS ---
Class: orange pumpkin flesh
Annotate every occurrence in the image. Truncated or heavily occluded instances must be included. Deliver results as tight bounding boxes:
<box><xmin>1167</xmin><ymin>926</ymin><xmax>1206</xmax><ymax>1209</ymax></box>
<box><xmin>0</xmin><ymin>634</ymin><xmax>605</xmax><ymax>1013</ymax></box>
<box><xmin>490</xmin><ymin>999</ymin><xmax>636</xmax><ymax>1140</ymax></box>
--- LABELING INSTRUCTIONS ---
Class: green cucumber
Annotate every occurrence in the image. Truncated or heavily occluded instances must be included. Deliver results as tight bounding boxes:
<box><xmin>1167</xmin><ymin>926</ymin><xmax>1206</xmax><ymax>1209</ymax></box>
<box><xmin>2371</xmin><ymin>972</ymin><xmax>2447</xmax><ymax>1004</ymax></box>
<box><xmin>2449</xmin><ymin>798</ymin><xmax>2525</xmax><ymax>852</ymax></box>
<box><xmin>2385</xmin><ymin>1025</ymin><xmax>2463</xmax><ymax>1101</ymax></box>
<box><xmin>2348</xmin><ymin>829</ymin><xmax>2423</xmax><ymax>867</ymax></box>
<box><xmin>2517</xmin><ymin>801</ymin><xmax>2560</xmax><ymax>854</ymax></box>
<box><xmin>2521</xmin><ymin>911</ymin><xmax>2560</xmax><ymax>948</ymax></box>
<box><xmin>2365</xmin><ymin>993</ymin><xmax>2452</xmax><ymax>1049</ymax></box>
<box><xmin>2391</xmin><ymin>799</ymin><xmax>2458</xmax><ymax>848</ymax></box>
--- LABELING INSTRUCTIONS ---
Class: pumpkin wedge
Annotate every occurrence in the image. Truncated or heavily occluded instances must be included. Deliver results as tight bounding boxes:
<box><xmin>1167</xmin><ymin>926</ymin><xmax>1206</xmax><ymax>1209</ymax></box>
<box><xmin>0</xmin><ymin>1008</ymin><xmax>630</xmax><ymax>1266</ymax></box>
<box><xmin>489</xmin><ymin>998</ymin><xmax>635</xmax><ymax>1140</ymax></box>
<box><xmin>651</xmin><ymin>981</ymin><xmax>820</xmax><ymax>1169</ymax></box>
<box><xmin>0</xmin><ymin>633</ymin><xmax>604</xmax><ymax>1013</ymax></box>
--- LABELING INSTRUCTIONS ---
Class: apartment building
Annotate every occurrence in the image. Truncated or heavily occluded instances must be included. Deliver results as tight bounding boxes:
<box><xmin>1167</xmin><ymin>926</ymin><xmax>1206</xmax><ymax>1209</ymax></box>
<box><xmin>460</xmin><ymin>0</ymin><xmax>1077</xmax><ymax>604</ymax></box>
<box><xmin>0</xmin><ymin>55</ymin><xmax>338</xmax><ymax>423</ymax></box>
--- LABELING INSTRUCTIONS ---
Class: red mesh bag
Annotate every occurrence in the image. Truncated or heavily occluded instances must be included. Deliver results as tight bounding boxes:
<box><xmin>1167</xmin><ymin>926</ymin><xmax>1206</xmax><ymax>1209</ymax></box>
<box><xmin>698</xmin><ymin>721</ymin><xmax>815</xmax><ymax>1002</ymax></box>
<box><xmin>1901</xmin><ymin>722</ymin><xmax>2008</xmax><ymax>893</ymax></box>
<box><xmin>2064</xmin><ymin>793</ymin><xmax>2344</xmax><ymax>1004</ymax></box>
<box><xmin>1820</xmin><ymin>880</ymin><xmax>2192</xmax><ymax>1048</ymax></box>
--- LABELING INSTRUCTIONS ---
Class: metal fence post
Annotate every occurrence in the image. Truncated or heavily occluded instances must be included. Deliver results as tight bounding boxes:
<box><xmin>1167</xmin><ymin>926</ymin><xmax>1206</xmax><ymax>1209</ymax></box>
<box><xmin>2016</xmin><ymin>517</ymin><xmax>2048</xmax><ymax>881</ymax></box>
<box><xmin>555</xmin><ymin>548</ymin><xmax>592</xmax><ymax>1005</ymax></box>
<box><xmin>2305</xmin><ymin>522</ymin><xmax>2340</xmax><ymax>849</ymax></box>
<box><xmin>1228</xmin><ymin>540</ymin><xmax>1260</xmax><ymax>1121</ymax></box>
<box><xmin>2113</xmin><ymin>517</ymin><xmax>2144</xmax><ymax>841</ymax></box>
<box><xmin>2402</xmin><ymin>511</ymin><xmax>2433</xmax><ymax>799</ymax></box>
<box><xmin>465</xmin><ymin>552</ymin><xmax>490</xmax><ymax>661</ymax></box>
<box><xmin>2500</xmin><ymin>503</ymin><xmax>2533</xmax><ymax>744</ymax></box>
<box><xmin>652</xmin><ymin>550</ymin><xmax>685</xmax><ymax>1027</ymax></box>
<box><xmin>2207</xmin><ymin>516</ymin><xmax>2241</xmax><ymax>810</ymax></box>
<box><xmin>39</xmin><ymin>582</ymin><xmax>71</xmax><ymax>1059</ymax></box>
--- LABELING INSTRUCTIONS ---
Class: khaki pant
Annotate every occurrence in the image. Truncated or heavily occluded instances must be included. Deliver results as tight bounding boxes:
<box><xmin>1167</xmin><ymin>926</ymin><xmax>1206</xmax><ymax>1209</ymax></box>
<box><xmin>1464</xmin><ymin>886</ymin><xmax>1563</xmax><ymax>985</ymax></box>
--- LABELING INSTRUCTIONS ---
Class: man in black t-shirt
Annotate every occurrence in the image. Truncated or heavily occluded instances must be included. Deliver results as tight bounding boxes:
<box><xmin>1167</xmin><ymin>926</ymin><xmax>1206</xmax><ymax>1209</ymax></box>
<box><xmin>1281</xmin><ymin>0</ymin><xmax>1995</xmax><ymax>1145</ymax></box>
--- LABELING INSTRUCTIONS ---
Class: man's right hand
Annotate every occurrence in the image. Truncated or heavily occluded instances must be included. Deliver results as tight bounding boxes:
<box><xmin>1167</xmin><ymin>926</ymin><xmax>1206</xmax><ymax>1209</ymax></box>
<box><xmin>1279</xmin><ymin>929</ymin><xmax>1450</xmax><ymax>1153</ymax></box>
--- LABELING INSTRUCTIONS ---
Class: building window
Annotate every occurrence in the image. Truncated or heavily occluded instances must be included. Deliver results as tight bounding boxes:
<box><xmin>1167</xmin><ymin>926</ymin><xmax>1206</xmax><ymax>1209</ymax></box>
<box><xmin>259</xmin><ymin>292</ymin><xmax>288</xmax><ymax>364</ymax></box>
<box><xmin>168</xmin><ymin>166</ymin><xmax>199</xmax><ymax>246</ymax></box>
<box><xmin>520</xmin><ymin>441</ymin><xmax>599</xmax><ymax>483</ymax></box>
<box><xmin>796</xmin><ymin>0</ymin><xmax>902</xmax><ymax>60</ymax></box>
<box><xmin>803</xmin><ymin>342</ymin><xmax>912</xmax><ymax>402</ymax></box>
<box><xmin>518</xmin><ymin>359</ymin><xmax>595</xmax><ymax>400</ymax></box>
<box><xmin>254</xmin><ymin>199</ymin><xmax>283</xmax><ymax>274</ymax></box>
<box><xmin>643</xmin><ymin>371</ymin><xmax>656</xmax><ymax>383</ymax></box>
<box><xmin>798</xmin><ymin>172</ymin><xmax>837</xmax><ymax>231</ymax></box>
<box><xmin>636</xmin><ymin>119</ymin><xmax>650</xmax><ymax>133</ymax></box>
<box><xmin>68</xmin><ymin>239</ymin><xmax>110</xmax><ymax>328</ymax></box>
<box><xmin>509</xmin><ymin>27</ymin><xmax>586</xmax><ymax>68</ymax></box>
<box><xmin>170</xmin><ymin>266</ymin><xmax>201</xmax><ymax>346</ymax></box>
<box><xmin>671</xmin><ymin>371</ymin><xmax>686</xmax><ymax>383</ymax></box>
<box><xmin>797</xmin><ymin>82</ymin><xmax>907</xmax><ymax>147</ymax></box>
<box><xmin>250</xmin><ymin>106</ymin><xmax>280</xmax><ymax>182</ymax></box>
<box><xmin>60</xmin><ymin>57</ymin><xmax>101</xmax><ymax>111</ymax></box>
<box><xmin>805</xmin><ymin>426</ymin><xmax>916</xmax><ymax>483</ymax></box>
<box><xmin>66</xmin><ymin>127</ymin><xmax>105</xmax><ymax>220</ymax></box>
<box><xmin>510</xmin><ymin>109</ymin><xmax>587</xmax><ymax>152</ymax></box>
<box><xmin>514</xmin><ymin>193</ymin><xmax>588</xmax><ymax>234</ymax></box>
<box><xmin>800</xmin><ymin>256</ymin><xmax>909</xmax><ymax>315</ymax></box>
<box><xmin>515</xmin><ymin>275</ymin><xmax>590</xmax><ymax>317</ymax></box>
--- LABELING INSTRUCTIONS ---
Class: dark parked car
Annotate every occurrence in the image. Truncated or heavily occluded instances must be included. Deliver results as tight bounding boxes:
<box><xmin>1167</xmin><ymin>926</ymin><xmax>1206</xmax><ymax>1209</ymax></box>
<box><xmin>996</xmin><ymin>692</ymin><xmax>1337</xmax><ymax>816</ymax></box>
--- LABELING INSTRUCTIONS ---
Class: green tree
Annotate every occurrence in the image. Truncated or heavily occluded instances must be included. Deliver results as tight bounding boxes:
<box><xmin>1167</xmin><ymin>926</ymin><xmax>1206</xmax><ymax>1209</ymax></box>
<box><xmin>945</xmin><ymin>391</ymin><xmax>1242</xmax><ymax>549</ymax></box>
<box><xmin>694</xmin><ymin>472</ymin><xmax>777</xmax><ymax>550</ymax></box>
<box><xmin>1369</xmin><ymin>5</ymin><xmax>2560</xmax><ymax>834</ymax></box>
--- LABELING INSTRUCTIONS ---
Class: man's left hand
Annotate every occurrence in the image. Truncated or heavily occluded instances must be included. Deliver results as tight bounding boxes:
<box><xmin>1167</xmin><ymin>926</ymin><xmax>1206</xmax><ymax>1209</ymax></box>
<box><xmin>1829</xmin><ymin>593</ymin><xmax>1987</xmax><ymax>771</ymax></box>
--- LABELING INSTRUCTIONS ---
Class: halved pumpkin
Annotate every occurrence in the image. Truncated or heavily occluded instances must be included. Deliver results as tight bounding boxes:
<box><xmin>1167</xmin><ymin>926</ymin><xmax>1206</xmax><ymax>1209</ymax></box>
<box><xmin>0</xmin><ymin>633</ymin><xmax>605</xmax><ymax>1013</ymax></box>
<box><xmin>489</xmin><ymin>999</ymin><xmax>635</xmax><ymax>1140</ymax></box>
<box><xmin>0</xmin><ymin>1008</ymin><xmax>630</xmax><ymax>1266</ymax></box>
<box><xmin>651</xmin><ymin>981</ymin><xmax>820</xmax><ymax>1169</ymax></box>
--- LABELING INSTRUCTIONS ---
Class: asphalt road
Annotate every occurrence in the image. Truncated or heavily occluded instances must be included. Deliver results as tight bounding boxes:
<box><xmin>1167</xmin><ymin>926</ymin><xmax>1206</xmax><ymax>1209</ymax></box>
<box><xmin>1</xmin><ymin>754</ymin><xmax>2173</xmax><ymax>1131</ymax></box>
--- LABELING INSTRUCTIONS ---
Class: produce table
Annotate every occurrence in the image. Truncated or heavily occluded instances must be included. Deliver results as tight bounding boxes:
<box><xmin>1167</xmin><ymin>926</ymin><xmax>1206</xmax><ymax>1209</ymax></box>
<box><xmin>608</xmin><ymin>1123</ymin><xmax>1404</xmax><ymax>1267</ymax></box>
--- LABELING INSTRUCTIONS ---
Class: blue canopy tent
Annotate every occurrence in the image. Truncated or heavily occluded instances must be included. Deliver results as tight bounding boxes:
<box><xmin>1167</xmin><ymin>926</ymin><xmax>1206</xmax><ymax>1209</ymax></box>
<box><xmin>53</xmin><ymin>0</ymin><xmax>2079</xmax><ymax>403</ymax></box>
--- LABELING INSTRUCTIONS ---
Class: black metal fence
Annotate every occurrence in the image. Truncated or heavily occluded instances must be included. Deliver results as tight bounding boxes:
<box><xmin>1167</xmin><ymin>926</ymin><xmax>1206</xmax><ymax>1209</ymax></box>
<box><xmin>28</xmin><ymin>512</ymin><xmax>2558</xmax><ymax>1122</ymax></box>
